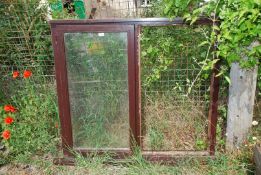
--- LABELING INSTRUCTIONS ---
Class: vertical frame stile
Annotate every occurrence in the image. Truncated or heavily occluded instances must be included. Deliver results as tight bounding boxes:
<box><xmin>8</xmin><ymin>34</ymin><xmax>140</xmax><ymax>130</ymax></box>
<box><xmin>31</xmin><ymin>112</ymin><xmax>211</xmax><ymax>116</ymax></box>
<box><xmin>127</xmin><ymin>25</ymin><xmax>138</xmax><ymax>151</ymax></box>
<box><xmin>134</xmin><ymin>24</ymin><xmax>142</xmax><ymax>148</ymax></box>
<box><xmin>51</xmin><ymin>25</ymin><xmax>73</xmax><ymax>156</ymax></box>
<box><xmin>208</xmin><ymin>61</ymin><xmax>220</xmax><ymax>155</ymax></box>
<box><xmin>208</xmin><ymin>20</ymin><xmax>220</xmax><ymax>155</ymax></box>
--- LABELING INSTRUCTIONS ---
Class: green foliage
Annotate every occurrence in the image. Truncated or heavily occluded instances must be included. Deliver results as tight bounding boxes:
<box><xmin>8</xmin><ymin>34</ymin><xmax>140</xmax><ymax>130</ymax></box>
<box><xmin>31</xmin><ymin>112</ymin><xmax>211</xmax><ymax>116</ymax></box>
<box><xmin>141</xmin><ymin>26</ymin><xmax>211</xmax><ymax>94</ymax></box>
<box><xmin>163</xmin><ymin>0</ymin><xmax>261</xmax><ymax>78</ymax></box>
<box><xmin>0</xmin><ymin>1</ymin><xmax>53</xmax><ymax>74</ymax></box>
<box><xmin>147</xmin><ymin>127</ymin><xmax>164</xmax><ymax>150</ymax></box>
<box><xmin>0</xmin><ymin>1</ymin><xmax>258</xmax><ymax>173</ymax></box>
<box><xmin>0</xmin><ymin>1</ymin><xmax>59</xmax><ymax>164</ymax></box>
<box><xmin>204</xmin><ymin>153</ymin><xmax>252</xmax><ymax>174</ymax></box>
<box><xmin>195</xmin><ymin>139</ymin><xmax>207</xmax><ymax>150</ymax></box>
<box><xmin>163</xmin><ymin>0</ymin><xmax>202</xmax><ymax>18</ymax></box>
<box><xmin>140</xmin><ymin>8</ymin><xmax>212</xmax><ymax>151</ymax></box>
<box><xmin>1</xmin><ymin>76</ymin><xmax>58</xmax><ymax>159</ymax></box>
<box><xmin>10</xmin><ymin>81</ymin><xmax>58</xmax><ymax>154</ymax></box>
<box><xmin>0</xmin><ymin>77</ymin><xmax>59</xmax><ymax>163</ymax></box>
<box><xmin>218</xmin><ymin>0</ymin><xmax>261</xmax><ymax>69</ymax></box>
<box><xmin>141</xmin><ymin>28</ymin><xmax>174</xmax><ymax>88</ymax></box>
<box><xmin>47</xmin><ymin>0</ymin><xmax>61</xmax><ymax>4</ymax></box>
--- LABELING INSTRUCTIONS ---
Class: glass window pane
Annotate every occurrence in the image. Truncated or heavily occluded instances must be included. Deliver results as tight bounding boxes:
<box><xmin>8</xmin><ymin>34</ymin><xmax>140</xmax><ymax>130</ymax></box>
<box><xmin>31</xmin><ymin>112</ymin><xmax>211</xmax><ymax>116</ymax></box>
<box><xmin>64</xmin><ymin>32</ymin><xmax>129</xmax><ymax>149</ymax></box>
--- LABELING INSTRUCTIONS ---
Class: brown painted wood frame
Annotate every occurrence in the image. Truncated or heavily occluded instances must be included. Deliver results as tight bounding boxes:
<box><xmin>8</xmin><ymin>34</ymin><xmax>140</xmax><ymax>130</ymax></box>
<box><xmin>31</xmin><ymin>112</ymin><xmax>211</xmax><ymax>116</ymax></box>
<box><xmin>50</xmin><ymin>17</ymin><xmax>220</xmax><ymax>163</ymax></box>
<box><xmin>51</xmin><ymin>24</ymin><xmax>136</xmax><ymax>157</ymax></box>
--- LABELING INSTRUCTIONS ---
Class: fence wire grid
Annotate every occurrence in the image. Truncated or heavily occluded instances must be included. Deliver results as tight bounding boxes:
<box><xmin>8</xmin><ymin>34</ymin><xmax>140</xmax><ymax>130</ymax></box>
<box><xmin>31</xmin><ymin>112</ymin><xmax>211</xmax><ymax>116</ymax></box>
<box><xmin>0</xmin><ymin>1</ymin><xmax>259</xmax><ymax>152</ymax></box>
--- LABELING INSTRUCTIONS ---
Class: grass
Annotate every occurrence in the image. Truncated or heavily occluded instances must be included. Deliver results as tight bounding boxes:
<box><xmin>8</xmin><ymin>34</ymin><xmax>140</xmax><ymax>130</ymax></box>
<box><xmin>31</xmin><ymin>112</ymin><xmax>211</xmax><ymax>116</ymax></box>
<box><xmin>0</xmin><ymin>1</ymin><xmax>259</xmax><ymax>174</ymax></box>
<box><xmin>140</xmin><ymin>25</ymin><xmax>211</xmax><ymax>151</ymax></box>
<box><xmin>0</xmin><ymin>71</ymin><xmax>59</xmax><ymax>164</ymax></box>
<box><xmin>70</xmin><ymin>88</ymin><xmax>129</xmax><ymax>148</ymax></box>
<box><xmin>1</xmin><ymin>73</ymin><xmax>258</xmax><ymax>174</ymax></box>
<box><xmin>142</xmin><ymin>92</ymin><xmax>208</xmax><ymax>151</ymax></box>
<box><xmin>69</xmin><ymin>88</ymin><xmax>208</xmax><ymax>151</ymax></box>
<box><xmin>0</xmin><ymin>149</ymin><xmax>254</xmax><ymax>175</ymax></box>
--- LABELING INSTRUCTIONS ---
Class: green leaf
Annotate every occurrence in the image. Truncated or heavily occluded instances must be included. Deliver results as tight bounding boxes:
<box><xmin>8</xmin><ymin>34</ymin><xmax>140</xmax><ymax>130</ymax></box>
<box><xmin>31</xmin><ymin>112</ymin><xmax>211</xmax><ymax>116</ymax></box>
<box><xmin>225</xmin><ymin>76</ymin><xmax>231</xmax><ymax>85</ymax></box>
<box><xmin>164</xmin><ymin>0</ymin><xmax>174</xmax><ymax>15</ymax></box>
<box><xmin>190</xmin><ymin>16</ymin><xmax>198</xmax><ymax>25</ymax></box>
<box><xmin>198</xmin><ymin>41</ymin><xmax>210</xmax><ymax>47</ymax></box>
<box><xmin>254</xmin><ymin>0</ymin><xmax>261</xmax><ymax>5</ymax></box>
<box><xmin>211</xmin><ymin>59</ymin><xmax>220</xmax><ymax>69</ymax></box>
<box><xmin>183</xmin><ymin>13</ymin><xmax>191</xmax><ymax>20</ymax></box>
<box><xmin>213</xmin><ymin>25</ymin><xmax>220</xmax><ymax>31</ymax></box>
<box><xmin>147</xmin><ymin>45</ymin><xmax>153</xmax><ymax>54</ymax></box>
<box><xmin>216</xmin><ymin>71</ymin><xmax>224</xmax><ymax>77</ymax></box>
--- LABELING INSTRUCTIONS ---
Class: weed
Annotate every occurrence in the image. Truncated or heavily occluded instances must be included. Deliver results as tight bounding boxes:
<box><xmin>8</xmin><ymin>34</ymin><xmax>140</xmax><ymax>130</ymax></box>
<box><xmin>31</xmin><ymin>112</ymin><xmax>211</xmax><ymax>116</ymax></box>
<box><xmin>142</xmin><ymin>92</ymin><xmax>208</xmax><ymax>151</ymax></box>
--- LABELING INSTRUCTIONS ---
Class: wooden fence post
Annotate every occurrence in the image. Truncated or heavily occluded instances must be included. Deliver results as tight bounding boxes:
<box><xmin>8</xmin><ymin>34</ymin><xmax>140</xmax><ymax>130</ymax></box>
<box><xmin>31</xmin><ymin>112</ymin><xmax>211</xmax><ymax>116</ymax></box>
<box><xmin>226</xmin><ymin>41</ymin><xmax>259</xmax><ymax>150</ymax></box>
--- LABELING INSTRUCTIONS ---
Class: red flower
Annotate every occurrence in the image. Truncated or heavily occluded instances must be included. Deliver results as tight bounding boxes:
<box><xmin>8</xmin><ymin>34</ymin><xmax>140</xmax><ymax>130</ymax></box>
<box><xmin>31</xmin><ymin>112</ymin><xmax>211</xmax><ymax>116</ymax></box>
<box><xmin>23</xmin><ymin>70</ymin><xmax>32</xmax><ymax>78</ymax></box>
<box><xmin>13</xmin><ymin>71</ymin><xmax>20</xmax><ymax>78</ymax></box>
<box><xmin>2</xmin><ymin>130</ymin><xmax>11</xmax><ymax>140</ymax></box>
<box><xmin>4</xmin><ymin>116</ymin><xmax>14</xmax><ymax>125</ymax></box>
<box><xmin>4</xmin><ymin>105</ymin><xmax>17</xmax><ymax>113</ymax></box>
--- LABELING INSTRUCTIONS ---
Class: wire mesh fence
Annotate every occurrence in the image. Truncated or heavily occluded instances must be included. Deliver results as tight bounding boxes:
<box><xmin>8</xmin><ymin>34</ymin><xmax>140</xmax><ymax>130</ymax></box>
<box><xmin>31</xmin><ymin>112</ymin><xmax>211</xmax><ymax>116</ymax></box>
<box><xmin>0</xmin><ymin>1</ymin><xmax>54</xmax><ymax>100</ymax></box>
<box><xmin>93</xmin><ymin>0</ymin><xmax>154</xmax><ymax>19</ymax></box>
<box><xmin>0</xmin><ymin>1</ymin><xmax>215</xmax><ymax>151</ymax></box>
<box><xmin>140</xmin><ymin>25</ymin><xmax>212</xmax><ymax>151</ymax></box>
<box><xmin>0</xmin><ymin>0</ymin><xmax>154</xmax><ymax>86</ymax></box>
<box><xmin>0</xmin><ymin>0</ymin><xmax>259</xmax><ymax>152</ymax></box>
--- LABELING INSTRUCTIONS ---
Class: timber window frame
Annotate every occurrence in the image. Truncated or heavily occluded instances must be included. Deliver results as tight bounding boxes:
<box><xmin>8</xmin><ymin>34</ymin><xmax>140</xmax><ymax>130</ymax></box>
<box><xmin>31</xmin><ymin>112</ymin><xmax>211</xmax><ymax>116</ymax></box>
<box><xmin>50</xmin><ymin>18</ymin><xmax>220</xmax><ymax>164</ymax></box>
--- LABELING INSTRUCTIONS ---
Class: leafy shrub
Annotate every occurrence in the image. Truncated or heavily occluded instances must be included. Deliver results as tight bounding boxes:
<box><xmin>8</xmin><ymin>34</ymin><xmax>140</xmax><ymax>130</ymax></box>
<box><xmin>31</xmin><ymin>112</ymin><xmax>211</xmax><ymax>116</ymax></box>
<box><xmin>164</xmin><ymin>0</ymin><xmax>261</xmax><ymax>73</ymax></box>
<box><xmin>0</xmin><ymin>70</ymin><xmax>59</xmax><ymax>164</ymax></box>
